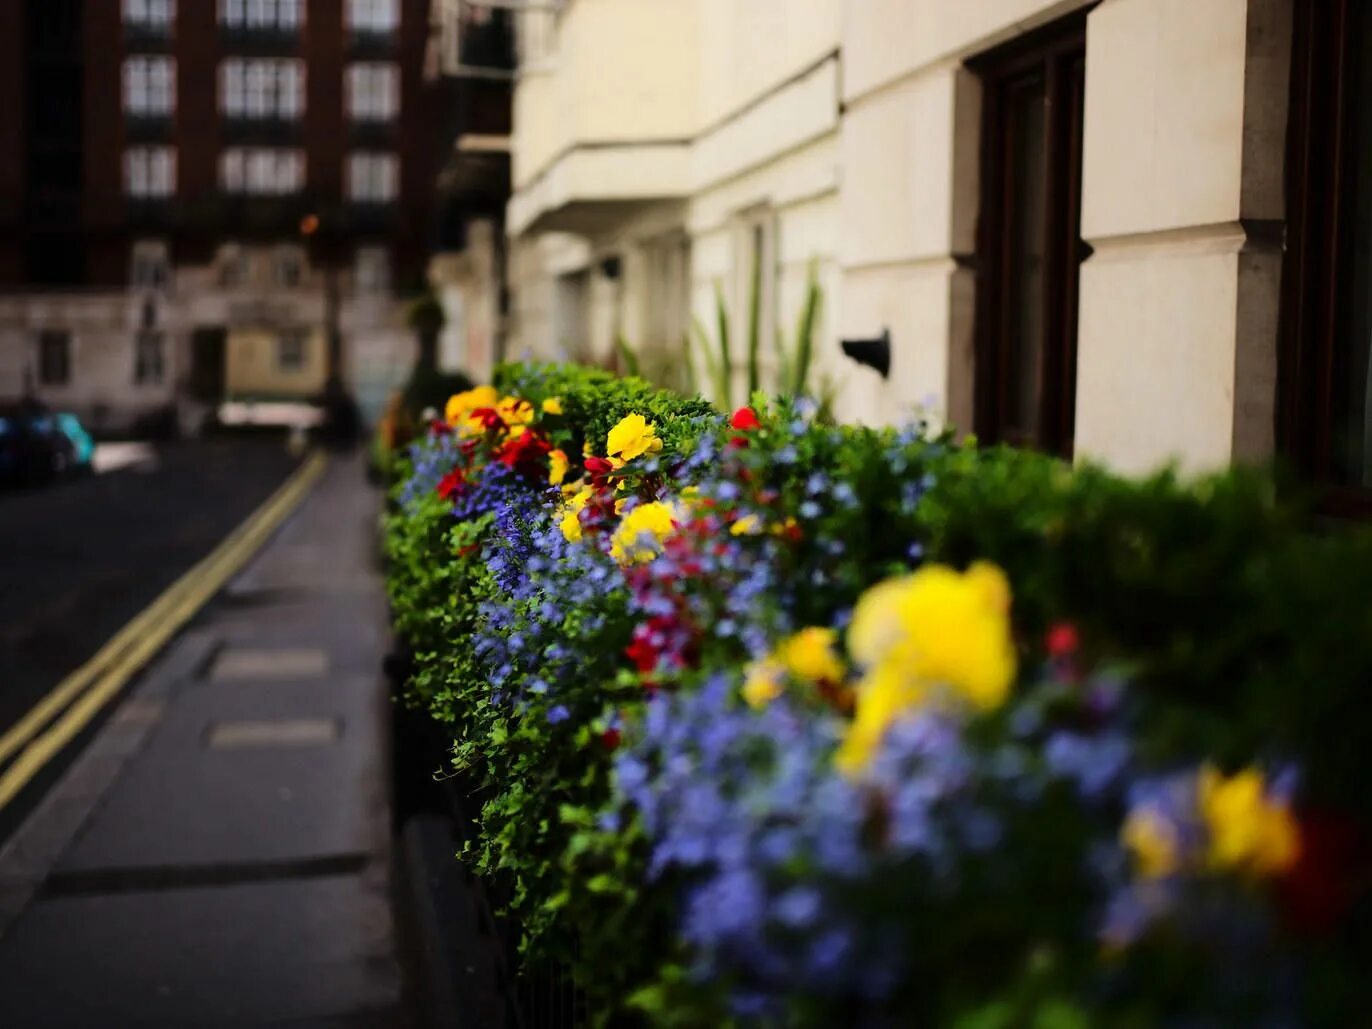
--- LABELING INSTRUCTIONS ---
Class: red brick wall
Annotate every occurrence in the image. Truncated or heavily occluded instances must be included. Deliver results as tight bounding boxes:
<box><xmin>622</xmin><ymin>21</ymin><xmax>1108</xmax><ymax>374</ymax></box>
<box><xmin>305</xmin><ymin>0</ymin><xmax>346</xmax><ymax>206</ymax></box>
<box><xmin>0</xmin><ymin>1</ymin><xmax>24</xmax><ymax>281</ymax></box>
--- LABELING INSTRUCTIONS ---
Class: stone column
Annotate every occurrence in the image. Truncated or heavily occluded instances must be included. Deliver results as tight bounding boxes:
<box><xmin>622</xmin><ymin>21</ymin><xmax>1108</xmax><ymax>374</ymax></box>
<box><xmin>1074</xmin><ymin>0</ymin><xmax>1291</xmax><ymax>474</ymax></box>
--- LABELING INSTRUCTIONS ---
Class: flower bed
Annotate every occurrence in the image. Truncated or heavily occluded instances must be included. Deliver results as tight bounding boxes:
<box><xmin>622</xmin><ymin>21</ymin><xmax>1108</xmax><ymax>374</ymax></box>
<box><xmin>385</xmin><ymin>362</ymin><xmax>1372</xmax><ymax>1026</ymax></box>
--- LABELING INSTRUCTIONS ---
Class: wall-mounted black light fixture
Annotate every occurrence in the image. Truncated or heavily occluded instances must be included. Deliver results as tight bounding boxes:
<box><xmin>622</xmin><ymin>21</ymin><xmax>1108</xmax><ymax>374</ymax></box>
<box><xmin>841</xmin><ymin>328</ymin><xmax>891</xmax><ymax>379</ymax></box>
<box><xmin>599</xmin><ymin>256</ymin><xmax>622</xmax><ymax>281</ymax></box>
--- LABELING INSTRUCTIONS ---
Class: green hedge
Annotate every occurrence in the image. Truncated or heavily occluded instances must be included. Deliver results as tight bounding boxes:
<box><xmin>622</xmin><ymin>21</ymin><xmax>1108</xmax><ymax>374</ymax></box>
<box><xmin>385</xmin><ymin>361</ymin><xmax>1372</xmax><ymax>1025</ymax></box>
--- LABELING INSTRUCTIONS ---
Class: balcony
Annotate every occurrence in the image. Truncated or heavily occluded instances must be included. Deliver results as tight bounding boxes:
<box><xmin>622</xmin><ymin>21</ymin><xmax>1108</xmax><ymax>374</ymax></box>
<box><xmin>125</xmin><ymin>195</ymin><xmax>180</xmax><ymax>231</ymax></box>
<box><xmin>341</xmin><ymin>201</ymin><xmax>400</xmax><ymax>235</ymax></box>
<box><xmin>348</xmin><ymin>28</ymin><xmax>398</xmax><ymax>60</ymax></box>
<box><xmin>121</xmin><ymin>21</ymin><xmax>175</xmax><ymax>53</ymax></box>
<box><xmin>218</xmin><ymin>23</ymin><xmax>301</xmax><ymax>57</ymax></box>
<box><xmin>346</xmin><ymin>118</ymin><xmax>399</xmax><ymax>149</ymax></box>
<box><xmin>221</xmin><ymin>115</ymin><xmax>304</xmax><ymax>147</ymax></box>
<box><xmin>507</xmin><ymin>0</ymin><xmax>697</xmax><ymax>236</ymax></box>
<box><xmin>124</xmin><ymin>112</ymin><xmax>175</xmax><ymax>144</ymax></box>
<box><xmin>439</xmin><ymin>140</ymin><xmax>510</xmax><ymax>216</ymax></box>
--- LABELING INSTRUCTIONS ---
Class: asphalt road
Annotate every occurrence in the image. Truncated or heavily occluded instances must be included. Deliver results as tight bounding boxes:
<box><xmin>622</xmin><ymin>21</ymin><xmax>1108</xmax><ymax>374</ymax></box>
<box><xmin>0</xmin><ymin>437</ymin><xmax>300</xmax><ymax>840</ymax></box>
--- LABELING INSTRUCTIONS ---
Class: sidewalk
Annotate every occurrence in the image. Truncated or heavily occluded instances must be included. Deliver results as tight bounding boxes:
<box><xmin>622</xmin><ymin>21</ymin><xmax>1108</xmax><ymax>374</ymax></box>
<box><xmin>0</xmin><ymin>452</ymin><xmax>407</xmax><ymax>1027</ymax></box>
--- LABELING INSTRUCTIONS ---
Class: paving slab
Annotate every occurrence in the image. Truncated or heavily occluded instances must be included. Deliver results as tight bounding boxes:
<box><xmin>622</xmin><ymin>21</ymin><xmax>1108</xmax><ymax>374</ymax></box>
<box><xmin>0</xmin><ymin>873</ymin><xmax>401</xmax><ymax>1028</ymax></box>
<box><xmin>55</xmin><ymin>669</ymin><xmax>386</xmax><ymax>874</ymax></box>
<box><xmin>0</xmin><ymin>453</ymin><xmax>408</xmax><ymax>1026</ymax></box>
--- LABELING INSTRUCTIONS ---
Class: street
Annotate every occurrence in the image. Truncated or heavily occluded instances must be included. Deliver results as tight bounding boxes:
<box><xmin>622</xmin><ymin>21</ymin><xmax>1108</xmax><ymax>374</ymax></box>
<box><xmin>0</xmin><ymin>438</ymin><xmax>299</xmax><ymax>840</ymax></box>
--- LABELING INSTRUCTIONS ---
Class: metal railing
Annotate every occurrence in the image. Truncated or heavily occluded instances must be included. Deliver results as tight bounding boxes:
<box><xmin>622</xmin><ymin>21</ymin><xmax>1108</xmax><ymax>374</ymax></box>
<box><xmin>435</xmin><ymin>0</ymin><xmax>561</xmax><ymax>77</ymax></box>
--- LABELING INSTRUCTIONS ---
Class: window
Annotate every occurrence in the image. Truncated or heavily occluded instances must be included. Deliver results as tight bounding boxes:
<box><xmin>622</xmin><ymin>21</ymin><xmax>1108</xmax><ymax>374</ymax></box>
<box><xmin>38</xmin><ymin>331</ymin><xmax>71</xmax><ymax>386</ymax></box>
<box><xmin>123</xmin><ymin>0</ymin><xmax>174</xmax><ymax>29</ymax></box>
<box><xmin>347</xmin><ymin>0</ymin><xmax>398</xmax><ymax>34</ymax></box>
<box><xmin>1281</xmin><ymin>1</ymin><xmax>1372</xmax><ymax>512</ymax></box>
<box><xmin>134</xmin><ymin>331</ymin><xmax>165</xmax><ymax>385</ymax></box>
<box><xmin>273</xmin><ymin>246</ymin><xmax>306</xmax><ymax>287</ymax></box>
<box><xmin>125</xmin><ymin>147</ymin><xmax>177</xmax><ymax>197</ymax></box>
<box><xmin>355</xmin><ymin>246</ymin><xmax>391</xmax><ymax>292</ymax></box>
<box><xmin>217</xmin><ymin>244</ymin><xmax>247</xmax><ymax>286</ymax></box>
<box><xmin>123</xmin><ymin>57</ymin><xmax>176</xmax><ymax>117</ymax></box>
<box><xmin>277</xmin><ymin>331</ymin><xmax>307</xmax><ymax>371</ymax></box>
<box><xmin>221</xmin><ymin>148</ymin><xmax>305</xmax><ymax>195</ymax></box>
<box><xmin>131</xmin><ymin>240</ymin><xmax>170</xmax><ymax>289</ymax></box>
<box><xmin>219</xmin><ymin>0</ymin><xmax>303</xmax><ymax>30</ymax></box>
<box><xmin>972</xmin><ymin>15</ymin><xmax>1087</xmax><ymax>457</ymax></box>
<box><xmin>347</xmin><ymin>152</ymin><xmax>399</xmax><ymax>202</ymax></box>
<box><xmin>220</xmin><ymin>60</ymin><xmax>305</xmax><ymax>120</ymax></box>
<box><xmin>346</xmin><ymin>63</ymin><xmax>399</xmax><ymax>121</ymax></box>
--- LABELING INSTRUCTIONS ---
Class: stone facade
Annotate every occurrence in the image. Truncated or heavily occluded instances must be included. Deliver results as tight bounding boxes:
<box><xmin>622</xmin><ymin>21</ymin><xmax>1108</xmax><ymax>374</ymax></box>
<box><xmin>504</xmin><ymin>0</ymin><xmax>1307</xmax><ymax>476</ymax></box>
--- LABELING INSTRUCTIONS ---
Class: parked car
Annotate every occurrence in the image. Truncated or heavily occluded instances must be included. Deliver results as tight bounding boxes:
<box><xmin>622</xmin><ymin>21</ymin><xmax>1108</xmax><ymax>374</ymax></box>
<box><xmin>56</xmin><ymin>412</ymin><xmax>95</xmax><ymax>472</ymax></box>
<box><xmin>0</xmin><ymin>400</ymin><xmax>78</xmax><ymax>487</ymax></box>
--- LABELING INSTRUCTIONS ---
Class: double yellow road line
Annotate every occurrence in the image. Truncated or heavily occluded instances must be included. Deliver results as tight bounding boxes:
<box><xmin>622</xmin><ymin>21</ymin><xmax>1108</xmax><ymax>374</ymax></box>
<box><xmin>0</xmin><ymin>451</ymin><xmax>328</xmax><ymax>812</ymax></box>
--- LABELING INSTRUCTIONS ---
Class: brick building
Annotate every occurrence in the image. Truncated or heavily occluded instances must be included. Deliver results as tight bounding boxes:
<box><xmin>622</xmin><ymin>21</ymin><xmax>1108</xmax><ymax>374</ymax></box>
<box><xmin>0</xmin><ymin>0</ymin><xmax>444</xmax><ymax>432</ymax></box>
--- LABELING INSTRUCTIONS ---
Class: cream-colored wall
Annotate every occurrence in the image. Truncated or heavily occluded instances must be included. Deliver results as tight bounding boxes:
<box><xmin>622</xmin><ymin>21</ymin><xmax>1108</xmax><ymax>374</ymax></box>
<box><xmin>0</xmin><ymin>294</ymin><xmax>179</xmax><ymax>428</ymax></box>
<box><xmin>696</xmin><ymin>0</ymin><xmax>841</xmax><ymax>128</ymax></box>
<box><xmin>507</xmin><ymin>0</ymin><xmax>1293</xmax><ymax>475</ymax></box>
<box><xmin>511</xmin><ymin>0</ymin><xmax>699</xmax><ymax>194</ymax></box>
<box><xmin>225</xmin><ymin>329</ymin><xmax>328</xmax><ymax>398</ymax></box>
<box><xmin>1074</xmin><ymin>0</ymin><xmax>1289</xmax><ymax>473</ymax></box>
<box><xmin>837</xmin><ymin>59</ymin><xmax>981</xmax><ymax>428</ymax></box>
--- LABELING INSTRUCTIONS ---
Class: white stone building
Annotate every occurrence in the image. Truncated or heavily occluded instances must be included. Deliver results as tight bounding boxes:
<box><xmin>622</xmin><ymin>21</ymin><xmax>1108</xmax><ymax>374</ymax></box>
<box><xmin>501</xmin><ymin>0</ymin><xmax>1371</xmax><ymax>508</ymax></box>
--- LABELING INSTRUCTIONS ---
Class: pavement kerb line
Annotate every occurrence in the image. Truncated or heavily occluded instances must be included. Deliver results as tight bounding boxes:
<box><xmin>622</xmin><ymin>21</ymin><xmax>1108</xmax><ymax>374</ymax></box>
<box><xmin>0</xmin><ymin>452</ymin><xmax>328</xmax><ymax>810</ymax></box>
<box><xmin>0</xmin><ymin>452</ymin><xmax>325</xmax><ymax>771</ymax></box>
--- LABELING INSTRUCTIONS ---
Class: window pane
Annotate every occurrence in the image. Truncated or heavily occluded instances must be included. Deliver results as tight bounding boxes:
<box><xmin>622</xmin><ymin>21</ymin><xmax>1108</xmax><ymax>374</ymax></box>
<box><xmin>1004</xmin><ymin>73</ymin><xmax>1048</xmax><ymax>442</ymax></box>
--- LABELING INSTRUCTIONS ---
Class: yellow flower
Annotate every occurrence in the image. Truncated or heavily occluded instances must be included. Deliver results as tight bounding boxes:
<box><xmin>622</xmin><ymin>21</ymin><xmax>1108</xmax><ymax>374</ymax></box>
<box><xmin>606</xmin><ymin>413</ymin><xmax>663</xmax><ymax>463</ymax></box>
<box><xmin>771</xmin><ymin>517</ymin><xmax>799</xmax><ymax>537</ymax></box>
<box><xmin>558</xmin><ymin>486</ymin><xmax>594</xmax><ymax>543</ymax></box>
<box><xmin>834</xmin><ymin>663</ymin><xmax>924</xmax><ymax>774</ymax></box>
<box><xmin>548</xmin><ymin>449</ymin><xmax>569</xmax><ymax>486</ymax></box>
<box><xmin>849</xmin><ymin>562</ymin><xmax>1014</xmax><ymax>709</ymax></box>
<box><xmin>497</xmin><ymin>395</ymin><xmax>535</xmax><ymax>427</ymax></box>
<box><xmin>559</xmin><ymin>508</ymin><xmax>583</xmax><ymax>543</ymax></box>
<box><xmin>445</xmin><ymin>385</ymin><xmax>498</xmax><ymax>434</ymax></box>
<box><xmin>609</xmin><ymin>501</ymin><xmax>677</xmax><ymax>564</ymax></box>
<box><xmin>542</xmin><ymin>397</ymin><xmax>563</xmax><ymax>415</ymax></box>
<box><xmin>1198</xmin><ymin>766</ymin><xmax>1300</xmax><ymax>877</ymax></box>
<box><xmin>567</xmin><ymin>485</ymin><xmax>593</xmax><ymax>512</ymax></box>
<box><xmin>838</xmin><ymin>563</ymin><xmax>1016</xmax><ymax>775</ymax></box>
<box><xmin>775</xmin><ymin>627</ymin><xmax>844</xmax><ymax>684</ymax></box>
<box><xmin>1121</xmin><ymin>807</ymin><xmax>1181</xmax><ymax>879</ymax></box>
<box><xmin>742</xmin><ymin>661</ymin><xmax>785</xmax><ymax>709</ymax></box>
<box><xmin>730</xmin><ymin>514</ymin><xmax>762</xmax><ymax>536</ymax></box>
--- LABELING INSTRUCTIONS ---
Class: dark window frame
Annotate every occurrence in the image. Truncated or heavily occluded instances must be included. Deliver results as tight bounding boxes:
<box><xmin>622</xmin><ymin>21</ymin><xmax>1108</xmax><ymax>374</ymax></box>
<box><xmin>1278</xmin><ymin>0</ymin><xmax>1372</xmax><ymax>517</ymax></box>
<box><xmin>134</xmin><ymin>330</ymin><xmax>165</xmax><ymax>385</ymax></box>
<box><xmin>38</xmin><ymin>330</ymin><xmax>72</xmax><ymax>386</ymax></box>
<box><xmin>970</xmin><ymin>11</ymin><xmax>1090</xmax><ymax>457</ymax></box>
<box><xmin>276</xmin><ymin>330</ymin><xmax>307</xmax><ymax>372</ymax></box>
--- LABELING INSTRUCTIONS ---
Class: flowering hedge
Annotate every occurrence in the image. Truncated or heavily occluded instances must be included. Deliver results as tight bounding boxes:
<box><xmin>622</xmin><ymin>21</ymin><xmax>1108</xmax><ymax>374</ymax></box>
<box><xmin>385</xmin><ymin>362</ymin><xmax>1372</xmax><ymax>1026</ymax></box>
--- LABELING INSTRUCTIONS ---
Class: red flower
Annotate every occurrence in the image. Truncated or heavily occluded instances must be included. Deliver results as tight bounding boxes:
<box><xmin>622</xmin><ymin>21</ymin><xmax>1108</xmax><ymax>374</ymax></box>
<box><xmin>436</xmin><ymin>469</ymin><xmax>464</xmax><ymax>501</ymax></box>
<box><xmin>600</xmin><ymin>727</ymin><xmax>622</xmax><ymax>752</ymax></box>
<box><xmin>625</xmin><ymin>635</ymin><xmax>660</xmax><ymax>674</ymax></box>
<box><xmin>494</xmin><ymin>429</ymin><xmax>552</xmax><ymax>474</ymax></box>
<box><xmin>470</xmin><ymin>406</ymin><xmax>506</xmax><ymax>431</ymax></box>
<box><xmin>429</xmin><ymin>419</ymin><xmax>452</xmax><ymax>437</ymax></box>
<box><xmin>730</xmin><ymin>406</ymin><xmax>761</xmax><ymax>431</ymax></box>
<box><xmin>1278</xmin><ymin>810</ymin><xmax>1366</xmax><ymax>936</ymax></box>
<box><xmin>584</xmin><ymin>456</ymin><xmax>615</xmax><ymax>476</ymax></box>
<box><xmin>1045</xmin><ymin>622</ymin><xmax>1080</xmax><ymax>659</ymax></box>
<box><xmin>728</xmin><ymin>435</ymin><xmax>751</xmax><ymax>449</ymax></box>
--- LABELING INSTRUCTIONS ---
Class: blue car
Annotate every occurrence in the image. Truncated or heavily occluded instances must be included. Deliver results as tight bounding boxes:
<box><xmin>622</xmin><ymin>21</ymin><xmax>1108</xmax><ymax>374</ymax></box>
<box><xmin>56</xmin><ymin>412</ymin><xmax>95</xmax><ymax>470</ymax></box>
<box><xmin>0</xmin><ymin>401</ymin><xmax>80</xmax><ymax>487</ymax></box>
